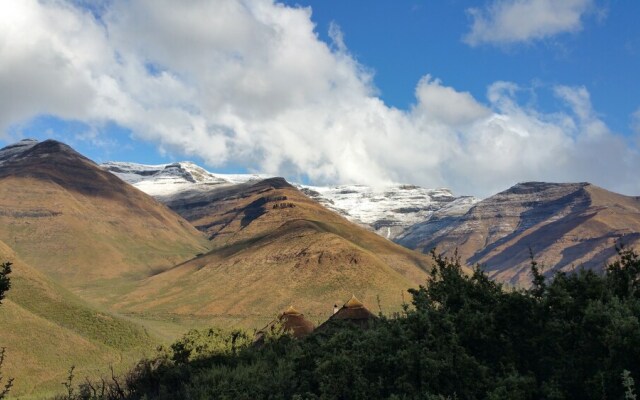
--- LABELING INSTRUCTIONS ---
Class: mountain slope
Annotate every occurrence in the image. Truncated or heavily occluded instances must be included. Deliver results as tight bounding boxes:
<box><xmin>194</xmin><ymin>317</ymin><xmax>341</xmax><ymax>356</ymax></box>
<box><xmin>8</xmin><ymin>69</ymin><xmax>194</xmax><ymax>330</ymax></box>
<box><xmin>115</xmin><ymin>177</ymin><xmax>433</xmax><ymax>327</ymax></box>
<box><xmin>0</xmin><ymin>140</ymin><xmax>209</xmax><ymax>302</ymax></box>
<box><xmin>0</xmin><ymin>240</ymin><xmax>152</xmax><ymax>398</ymax></box>
<box><xmin>398</xmin><ymin>182</ymin><xmax>640</xmax><ymax>286</ymax></box>
<box><xmin>300</xmin><ymin>184</ymin><xmax>478</xmax><ymax>239</ymax></box>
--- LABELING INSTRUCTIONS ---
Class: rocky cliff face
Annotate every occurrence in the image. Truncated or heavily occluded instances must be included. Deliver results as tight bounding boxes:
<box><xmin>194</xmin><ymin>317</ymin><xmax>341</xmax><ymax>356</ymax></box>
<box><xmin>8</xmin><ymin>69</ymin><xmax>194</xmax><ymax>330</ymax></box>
<box><xmin>398</xmin><ymin>182</ymin><xmax>640</xmax><ymax>286</ymax></box>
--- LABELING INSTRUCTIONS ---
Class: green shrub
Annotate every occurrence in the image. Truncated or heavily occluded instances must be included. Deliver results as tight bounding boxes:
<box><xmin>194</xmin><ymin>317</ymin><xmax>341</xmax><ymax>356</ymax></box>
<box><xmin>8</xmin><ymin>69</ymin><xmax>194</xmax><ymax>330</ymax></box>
<box><xmin>67</xmin><ymin>249</ymin><xmax>640</xmax><ymax>399</ymax></box>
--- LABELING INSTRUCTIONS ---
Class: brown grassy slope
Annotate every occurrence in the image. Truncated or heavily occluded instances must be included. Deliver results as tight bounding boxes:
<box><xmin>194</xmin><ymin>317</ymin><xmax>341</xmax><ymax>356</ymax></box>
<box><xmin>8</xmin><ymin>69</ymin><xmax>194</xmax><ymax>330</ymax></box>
<box><xmin>117</xmin><ymin>178</ymin><xmax>432</xmax><ymax>327</ymax></box>
<box><xmin>0</xmin><ymin>240</ymin><xmax>153</xmax><ymax>399</ymax></box>
<box><xmin>407</xmin><ymin>182</ymin><xmax>640</xmax><ymax>287</ymax></box>
<box><xmin>0</xmin><ymin>140</ymin><xmax>209</xmax><ymax>302</ymax></box>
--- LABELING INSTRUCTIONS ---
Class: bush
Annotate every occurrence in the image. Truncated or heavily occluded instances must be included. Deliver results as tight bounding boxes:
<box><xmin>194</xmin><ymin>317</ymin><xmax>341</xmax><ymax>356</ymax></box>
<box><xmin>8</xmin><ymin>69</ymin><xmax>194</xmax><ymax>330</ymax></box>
<box><xmin>0</xmin><ymin>262</ymin><xmax>11</xmax><ymax>304</ymax></box>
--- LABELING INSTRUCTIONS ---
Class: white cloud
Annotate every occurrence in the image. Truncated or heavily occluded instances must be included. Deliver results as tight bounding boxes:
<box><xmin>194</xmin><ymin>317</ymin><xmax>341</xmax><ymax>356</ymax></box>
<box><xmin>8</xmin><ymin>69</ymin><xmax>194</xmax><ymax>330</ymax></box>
<box><xmin>412</xmin><ymin>75</ymin><xmax>491</xmax><ymax>126</ymax></box>
<box><xmin>0</xmin><ymin>0</ymin><xmax>638</xmax><ymax>198</ymax></box>
<box><xmin>464</xmin><ymin>0</ymin><xmax>595</xmax><ymax>46</ymax></box>
<box><xmin>0</xmin><ymin>1</ymin><xmax>99</xmax><ymax>126</ymax></box>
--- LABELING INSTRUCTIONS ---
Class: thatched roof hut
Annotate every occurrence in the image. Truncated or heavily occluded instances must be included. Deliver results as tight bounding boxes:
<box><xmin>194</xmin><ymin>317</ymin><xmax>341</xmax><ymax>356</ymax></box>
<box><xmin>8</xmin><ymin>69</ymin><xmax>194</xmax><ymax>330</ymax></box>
<box><xmin>255</xmin><ymin>306</ymin><xmax>315</xmax><ymax>344</ymax></box>
<box><xmin>279</xmin><ymin>305</ymin><xmax>316</xmax><ymax>338</ymax></box>
<box><xmin>317</xmin><ymin>295</ymin><xmax>377</xmax><ymax>331</ymax></box>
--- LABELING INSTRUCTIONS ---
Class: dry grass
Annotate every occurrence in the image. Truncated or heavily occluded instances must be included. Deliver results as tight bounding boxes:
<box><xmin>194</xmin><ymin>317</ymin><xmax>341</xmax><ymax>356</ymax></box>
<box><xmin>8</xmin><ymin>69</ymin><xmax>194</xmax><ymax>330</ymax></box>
<box><xmin>115</xmin><ymin>182</ymin><xmax>433</xmax><ymax>330</ymax></box>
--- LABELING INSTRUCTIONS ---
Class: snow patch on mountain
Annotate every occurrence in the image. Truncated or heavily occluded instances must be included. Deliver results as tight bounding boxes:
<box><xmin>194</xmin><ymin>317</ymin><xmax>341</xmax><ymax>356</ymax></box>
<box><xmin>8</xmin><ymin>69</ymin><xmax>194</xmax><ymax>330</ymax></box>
<box><xmin>102</xmin><ymin>161</ymin><xmax>269</xmax><ymax>197</ymax></box>
<box><xmin>101</xmin><ymin>161</ymin><xmax>479</xmax><ymax>240</ymax></box>
<box><xmin>1</xmin><ymin>139</ymin><xmax>478</xmax><ymax>243</ymax></box>
<box><xmin>299</xmin><ymin>184</ymin><xmax>478</xmax><ymax>239</ymax></box>
<box><xmin>0</xmin><ymin>138</ymin><xmax>39</xmax><ymax>165</ymax></box>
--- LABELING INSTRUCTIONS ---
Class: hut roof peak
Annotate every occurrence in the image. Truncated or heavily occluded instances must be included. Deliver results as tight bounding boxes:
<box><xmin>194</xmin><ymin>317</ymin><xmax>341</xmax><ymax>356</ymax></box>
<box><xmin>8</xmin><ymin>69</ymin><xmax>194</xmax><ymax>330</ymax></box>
<box><xmin>282</xmin><ymin>305</ymin><xmax>301</xmax><ymax>316</ymax></box>
<box><xmin>344</xmin><ymin>294</ymin><xmax>364</xmax><ymax>309</ymax></box>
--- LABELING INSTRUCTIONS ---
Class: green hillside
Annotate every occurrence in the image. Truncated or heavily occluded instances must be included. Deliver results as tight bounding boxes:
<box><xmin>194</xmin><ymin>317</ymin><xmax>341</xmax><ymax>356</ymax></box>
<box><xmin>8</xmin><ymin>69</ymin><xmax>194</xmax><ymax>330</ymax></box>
<box><xmin>0</xmin><ymin>241</ymin><xmax>154</xmax><ymax>399</ymax></box>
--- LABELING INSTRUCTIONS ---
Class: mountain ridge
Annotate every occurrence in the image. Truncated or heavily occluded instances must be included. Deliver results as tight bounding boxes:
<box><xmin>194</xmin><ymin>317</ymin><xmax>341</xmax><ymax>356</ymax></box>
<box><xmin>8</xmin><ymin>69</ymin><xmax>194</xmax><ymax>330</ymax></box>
<box><xmin>102</xmin><ymin>160</ymin><xmax>479</xmax><ymax>240</ymax></box>
<box><xmin>398</xmin><ymin>181</ymin><xmax>640</xmax><ymax>285</ymax></box>
<box><xmin>111</xmin><ymin>169</ymin><xmax>434</xmax><ymax>325</ymax></box>
<box><xmin>0</xmin><ymin>139</ymin><xmax>210</xmax><ymax>301</ymax></box>
<box><xmin>0</xmin><ymin>138</ymin><xmax>435</xmax><ymax>328</ymax></box>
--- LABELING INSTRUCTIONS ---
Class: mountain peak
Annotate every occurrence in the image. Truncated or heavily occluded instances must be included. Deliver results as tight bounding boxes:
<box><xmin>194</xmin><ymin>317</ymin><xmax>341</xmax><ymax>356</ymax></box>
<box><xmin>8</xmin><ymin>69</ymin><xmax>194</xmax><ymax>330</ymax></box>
<box><xmin>0</xmin><ymin>138</ymin><xmax>208</xmax><ymax>285</ymax></box>
<box><xmin>506</xmin><ymin>181</ymin><xmax>590</xmax><ymax>195</ymax></box>
<box><xmin>400</xmin><ymin>179</ymin><xmax>640</xmax><ymax>286</ymax></box>
<box><xmin>0</xmin><ymin>138</ymin><xmax>39</xmax><ymax>164</ymax></box>
<box><xmin>101</xmin><ymin>161</ymin><xmax>272</xmax><ymax>197</ymax></box>
<box><xmin>0</xmin><ymin>138</ymin><xmax>91</xmax><ymax>167</ymax></box>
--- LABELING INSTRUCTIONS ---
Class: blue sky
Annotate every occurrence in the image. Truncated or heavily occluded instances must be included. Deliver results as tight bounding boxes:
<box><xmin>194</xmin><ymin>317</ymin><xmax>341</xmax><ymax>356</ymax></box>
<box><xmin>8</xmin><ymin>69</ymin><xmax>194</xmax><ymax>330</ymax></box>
<box><xmin>290</xmin><ymin>0</ymin><xmax>639</xmax><ymax>132</ymax></box>
<box><xmin>1</xmin><ymin>0</ymin><xmax>639</xmax><ymax>196</ymax></box>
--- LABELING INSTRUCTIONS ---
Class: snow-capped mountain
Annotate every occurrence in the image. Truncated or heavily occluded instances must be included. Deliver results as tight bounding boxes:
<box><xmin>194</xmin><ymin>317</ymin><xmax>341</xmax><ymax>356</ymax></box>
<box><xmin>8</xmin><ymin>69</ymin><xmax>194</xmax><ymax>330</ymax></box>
<box><xmin>299</xmin><ymin>184</ymin><xmax>478</xmax><ymax>239</ymax></box>
<box><xmin>0</xmin><ymin>138</ymin><xmax>39</xmax><ymax>165</ymax></box>
<box><xmin>102</xmin><ymin>161</ymin><xmax>270</xmax><ymax>198</ymax></box>
<box><xmin>102</xmin><ymin>161</ymin><xmax>478</xmax><ymax>240</ymax></box>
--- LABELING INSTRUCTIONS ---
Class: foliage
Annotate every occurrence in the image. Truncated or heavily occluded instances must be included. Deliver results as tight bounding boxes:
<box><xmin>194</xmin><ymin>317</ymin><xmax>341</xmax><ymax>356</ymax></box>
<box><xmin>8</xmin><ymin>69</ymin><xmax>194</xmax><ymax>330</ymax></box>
<box><xmin>169</xmin><ymin>327</ymin><xmax>252</xmax><ymax>364</ymax></box>
<box><xmin>0</xmin><ymin>262</ymin><xmax>10</xmax><ymax>305</ymax></box>
<box><xmin>62</xmin><ymin>249</ymin><xmax>640</xmax><ymax>399</ymax></box>
<box><xmin>623</xmin><ymin>370</ymin><xmax>637</xmax><ymax>400</ymax></box>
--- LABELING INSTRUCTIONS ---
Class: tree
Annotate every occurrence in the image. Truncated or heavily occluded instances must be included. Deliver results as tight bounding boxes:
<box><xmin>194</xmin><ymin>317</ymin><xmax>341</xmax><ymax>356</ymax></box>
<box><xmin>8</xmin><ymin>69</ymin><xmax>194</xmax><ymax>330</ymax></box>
<box><xmin>0</xmin><ymin>262</ymin><xmax>10</xmax><ymax>304</ymax></box>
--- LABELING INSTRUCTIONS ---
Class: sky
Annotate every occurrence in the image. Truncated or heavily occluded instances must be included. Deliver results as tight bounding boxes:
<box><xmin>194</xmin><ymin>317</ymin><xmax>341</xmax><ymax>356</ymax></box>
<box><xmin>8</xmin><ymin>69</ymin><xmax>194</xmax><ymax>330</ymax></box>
<box><xmin>0</xmin><ymin>0</ymin><xmax>639</xmax><ymax>197</ymax></box>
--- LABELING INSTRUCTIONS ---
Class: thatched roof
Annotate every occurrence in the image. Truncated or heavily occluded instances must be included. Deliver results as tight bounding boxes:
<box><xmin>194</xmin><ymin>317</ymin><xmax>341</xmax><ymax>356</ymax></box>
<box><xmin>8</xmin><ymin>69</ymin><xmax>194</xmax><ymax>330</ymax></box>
<box><xmin>279</xmin><ymin>306</ymin><xmax>315</xmax><ymax>338</ymax></box>
<box><xmin>332</xmin><ymin>295</ymin><xmax>377</xmax><ymax>321</ymax></box>
<box><xmin>317</xmin><ymin>295</ymin><xmax>377</xmax><ymax>331</ymax></box>
<box><xmin>255</xmin><ymin>305</ymin><xmax>315</xmax><ymax>343</ymax></box>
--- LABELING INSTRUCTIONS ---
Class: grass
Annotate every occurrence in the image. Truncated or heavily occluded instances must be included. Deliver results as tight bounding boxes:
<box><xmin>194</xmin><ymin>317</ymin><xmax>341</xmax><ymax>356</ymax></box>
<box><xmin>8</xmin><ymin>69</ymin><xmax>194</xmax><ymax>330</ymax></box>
<box><xmin>9</xmin><ymin>275</ymin><xmax>151</xmax><ymax>351</ymax></box>
<box><xmin>99</xmin><ymin>184</ymin><xmax>433</xmax><ymax>330</ymax></box>
<box><xmin>0</xmin><ymin>253</ymin><xmax>155</xmax><ymax>399</ymax></box>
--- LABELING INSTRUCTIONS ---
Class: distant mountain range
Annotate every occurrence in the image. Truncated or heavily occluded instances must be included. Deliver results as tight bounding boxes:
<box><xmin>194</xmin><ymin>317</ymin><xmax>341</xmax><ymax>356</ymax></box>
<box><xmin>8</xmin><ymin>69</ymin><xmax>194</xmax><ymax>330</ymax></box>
<box><xmin>103</xmin><ymin>158</ymin><xmax>640</xmax><ymax>286</ymax></box>
<box><xmin>103</xmin><ymin>161</ymin><xmax>479</xmax><ymax>240</ymax></box>
<box><xmin>299</xmin><ymin>184</ymin><xmax>478</xmax><ymax>239</ymax></box>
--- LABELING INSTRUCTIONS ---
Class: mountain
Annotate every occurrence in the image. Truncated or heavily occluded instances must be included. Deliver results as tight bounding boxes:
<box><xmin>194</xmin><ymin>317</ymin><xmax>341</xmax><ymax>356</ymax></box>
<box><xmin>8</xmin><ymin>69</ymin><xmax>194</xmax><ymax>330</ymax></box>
<box><xmin>108</xmin><ymin>174</ymin><xmax>433</xmax><ymax>327</ymax></box>
<box><xmin>398</xmin><ymin>182</ymin><xmax>640</xmax><ymax>286</ymax></box>
<box><xmin>0</xmin><ymin>139</ymin><xmax>209</xmax><ymax>304</ymax></box>
<box><xmin>102</xmin><ymin>161</ymin><xmax>478</xmax><ymax>240</ymax></box>
<box><xmin>0</xmin><ymin>239</ymin><xmax>152</xmax><ymax>398</ymax></box>
<box><xmin>299</xmin><ymin>185</ymin><xmax>478</xmax><ymax>239</ymax></box>
<box><xmin>102</xmin><ymin>161</ymin><xmax>270</xmax><ymax>198</ymax></box>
